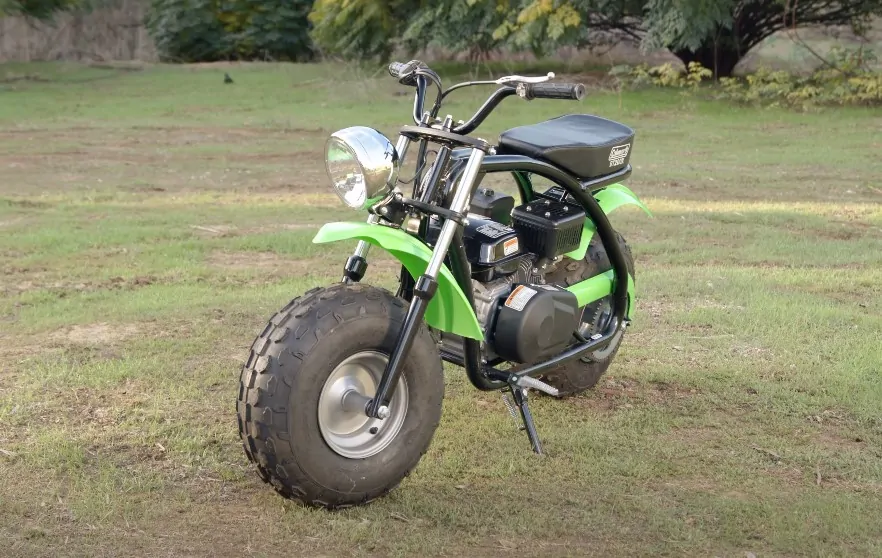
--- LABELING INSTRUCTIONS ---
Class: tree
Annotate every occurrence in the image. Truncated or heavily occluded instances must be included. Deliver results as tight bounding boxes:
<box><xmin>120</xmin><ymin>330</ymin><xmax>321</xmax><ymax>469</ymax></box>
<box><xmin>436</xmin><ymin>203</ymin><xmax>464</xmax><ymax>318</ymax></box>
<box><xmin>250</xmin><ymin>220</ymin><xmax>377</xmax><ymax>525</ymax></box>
<box><xmin>643</xmin><ymin>0</ymin><xmax>882</xmax><ymax>78</ymax></box>
<box><xmin>401</xmin><ymin>0</ymin><xmax>514</xmax><ymax>61</ymax></box>
<box><xmin>309</xmin><ymin>0</ymin><xmax>421</xmax><ymax>61</ymax></box>
<box><xmin>0</xmin><ymin>0</ymin><xmax>84</xmax><ymax>19</ymax></box>
<box><xmin>509</xmin><ymin>0</ymin><xmax>882</xmax><ymax>78</ymax></box>
<box><xmin>146</xmin><ymin>0</ymin><xmax>314</xmax><ymax>62</ymax></box>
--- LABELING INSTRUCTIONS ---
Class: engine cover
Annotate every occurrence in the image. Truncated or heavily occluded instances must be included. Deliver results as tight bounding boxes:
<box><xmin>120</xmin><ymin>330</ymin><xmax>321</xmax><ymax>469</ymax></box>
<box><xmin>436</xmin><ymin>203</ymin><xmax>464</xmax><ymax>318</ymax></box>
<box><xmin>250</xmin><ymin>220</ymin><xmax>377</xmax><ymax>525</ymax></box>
<box><xmin>426</xmin><ymin>215</ymin><xmax>524</xmax><ymax>282</ymax></box>
<box><xmin>491</xmin><ymin>284</ymin><xmax>581</xmax><ymax>364</ymax></box>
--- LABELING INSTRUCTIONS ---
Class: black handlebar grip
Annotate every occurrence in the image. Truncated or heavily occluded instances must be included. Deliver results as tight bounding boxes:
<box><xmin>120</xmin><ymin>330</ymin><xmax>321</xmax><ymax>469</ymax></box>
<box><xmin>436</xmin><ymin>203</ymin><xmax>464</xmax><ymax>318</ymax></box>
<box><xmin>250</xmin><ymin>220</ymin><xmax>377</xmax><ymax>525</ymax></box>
<box><xmin>524</xmin><ymin>82</ymin><xmax>586</xmax><ymax>101</ymax></box>
<box><xmin>388</xmin><ymin>62</ymin><xmax>409</xmax><ymax>78</ymax></box>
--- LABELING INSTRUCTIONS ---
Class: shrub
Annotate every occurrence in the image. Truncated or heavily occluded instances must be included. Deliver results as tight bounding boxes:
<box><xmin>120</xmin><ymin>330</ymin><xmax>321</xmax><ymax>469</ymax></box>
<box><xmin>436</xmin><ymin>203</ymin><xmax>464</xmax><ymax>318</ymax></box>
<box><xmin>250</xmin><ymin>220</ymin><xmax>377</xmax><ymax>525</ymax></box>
<box><xmin>610</xmin><ymin>61</ymin><xmax>713</xmax><ymax>90</ymax></box>
<box><xmin>610</xmin><ymin>47</ymin><xmax>882</xmax><ymax>109</ymax></box>
<box><xmin>147</xmin><ymin>0</ymin><xmax>314</xmax><ymax>63</ymax></box>
<box><xmin>718</xmin><ymin>48</ymin><xmax>882</xmax><ymax>109</ymax></box>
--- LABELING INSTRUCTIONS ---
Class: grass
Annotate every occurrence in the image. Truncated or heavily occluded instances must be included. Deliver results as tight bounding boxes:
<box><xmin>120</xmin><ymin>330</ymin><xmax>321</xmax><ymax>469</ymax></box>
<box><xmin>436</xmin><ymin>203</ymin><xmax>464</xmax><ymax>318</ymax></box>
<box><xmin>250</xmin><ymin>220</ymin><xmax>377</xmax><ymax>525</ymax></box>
<box><xmin>1</xmin><ymin>61</ymin><xmax>881</xmax><ymax>558</ymax></box>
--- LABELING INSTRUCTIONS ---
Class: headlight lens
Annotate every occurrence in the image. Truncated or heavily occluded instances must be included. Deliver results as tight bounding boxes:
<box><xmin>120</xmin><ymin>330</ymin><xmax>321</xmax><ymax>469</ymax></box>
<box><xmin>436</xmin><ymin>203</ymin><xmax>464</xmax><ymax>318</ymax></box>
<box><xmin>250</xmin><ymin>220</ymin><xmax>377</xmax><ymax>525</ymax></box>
<box><xmin>324</xmin><ymin>127</ymin><xmax>399</xmax><ymax>210</ymax></box>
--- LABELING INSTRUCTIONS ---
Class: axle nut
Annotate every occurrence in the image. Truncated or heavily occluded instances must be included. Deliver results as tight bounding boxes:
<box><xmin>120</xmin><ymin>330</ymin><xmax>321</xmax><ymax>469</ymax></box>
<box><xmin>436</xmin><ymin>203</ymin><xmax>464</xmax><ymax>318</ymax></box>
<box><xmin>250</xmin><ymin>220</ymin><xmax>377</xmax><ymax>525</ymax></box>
<box><xmin>377</xmin><ymin>406</ymin><xmax>390</xmax><ymax>419</ymax></box>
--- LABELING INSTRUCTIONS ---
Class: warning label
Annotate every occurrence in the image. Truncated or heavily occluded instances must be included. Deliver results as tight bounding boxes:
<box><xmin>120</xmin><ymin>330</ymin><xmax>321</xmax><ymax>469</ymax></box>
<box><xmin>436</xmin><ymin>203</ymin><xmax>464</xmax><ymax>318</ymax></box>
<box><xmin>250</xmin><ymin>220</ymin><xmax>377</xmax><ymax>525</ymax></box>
<box><xmin>476</xmin><ymin>222</ymin><xmax>513</xmax><ymax>239</ymax></box>
<box><xmin>504</xmin><ymin>285</ymin><xmax>537</xmax><ymax>311</ymax></box>
<box><xmin>503</xmin><ymin>237</ymin><xmax>519</xmax><ymax>256</ymax></box>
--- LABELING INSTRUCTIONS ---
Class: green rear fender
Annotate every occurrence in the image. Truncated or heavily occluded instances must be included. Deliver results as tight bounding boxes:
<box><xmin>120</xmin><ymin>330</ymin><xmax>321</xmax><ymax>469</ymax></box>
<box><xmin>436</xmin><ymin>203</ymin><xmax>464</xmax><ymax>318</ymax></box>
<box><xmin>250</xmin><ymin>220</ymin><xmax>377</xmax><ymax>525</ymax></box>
<box><xmin>564</xmin><ymin>183</ymin><xmax>652</xmax><ymax>261</ymax></box>
<box><xmin>313</xmin><ymin>222</ymin><xmax>484</xmax><ymax>340</ymax></box>
<box><xmin>563</xmin><ymin>183</ymin><xmax>650</xmax><ymax>320</ymax></box>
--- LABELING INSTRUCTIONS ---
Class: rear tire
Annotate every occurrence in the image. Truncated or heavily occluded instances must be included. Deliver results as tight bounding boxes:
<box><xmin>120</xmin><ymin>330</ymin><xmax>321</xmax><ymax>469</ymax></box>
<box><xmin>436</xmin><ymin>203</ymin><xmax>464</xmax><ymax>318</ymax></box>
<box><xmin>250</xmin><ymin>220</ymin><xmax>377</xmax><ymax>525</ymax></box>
<box><xmin>237</xmin><ymin>283</ymin><xmax>443</xmax><ymax>509</ymax></box>
<box><xmin>541</xmin><ymin>232</ymin><xmax>635</xmax><ymax>397</ymax></box>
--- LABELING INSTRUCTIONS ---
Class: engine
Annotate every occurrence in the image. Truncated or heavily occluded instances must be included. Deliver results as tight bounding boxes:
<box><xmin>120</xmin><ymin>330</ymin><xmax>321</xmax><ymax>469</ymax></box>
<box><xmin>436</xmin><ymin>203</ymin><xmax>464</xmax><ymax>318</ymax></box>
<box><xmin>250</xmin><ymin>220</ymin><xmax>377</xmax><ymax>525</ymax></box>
<box><xmin>431</xmin><ymin>188</ymin><xmax>588</xmax><ymax>364</ymax></box>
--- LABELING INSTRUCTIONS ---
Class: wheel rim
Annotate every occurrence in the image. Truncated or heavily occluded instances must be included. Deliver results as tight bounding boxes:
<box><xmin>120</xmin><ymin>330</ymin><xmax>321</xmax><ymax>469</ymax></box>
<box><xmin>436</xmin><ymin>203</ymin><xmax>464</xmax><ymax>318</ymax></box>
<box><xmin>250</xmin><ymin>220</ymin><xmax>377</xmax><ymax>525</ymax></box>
<box><xmin>578</xmin><ymin>297</ymin><xmax>620</xmax><ymax>361</ymax></box>
<box><xmin>317</xmin><ymin>351</ymin><xmax>408</xmax><ymax>459</ymax></box>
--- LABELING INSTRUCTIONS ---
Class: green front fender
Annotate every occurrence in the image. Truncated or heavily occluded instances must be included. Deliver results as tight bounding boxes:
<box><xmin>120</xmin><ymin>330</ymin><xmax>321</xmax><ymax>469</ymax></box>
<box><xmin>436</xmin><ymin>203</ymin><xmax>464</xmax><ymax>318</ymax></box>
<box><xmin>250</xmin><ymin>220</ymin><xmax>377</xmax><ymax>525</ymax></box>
<box><xmin>564</xmin><ymin>183</ymin><xmax>652</xmax><ymax>261</ymax></box>
<box><xmin>313</xmin><ymin>222</ymin><xmax>484</xmax><ymax>340</ymax></box>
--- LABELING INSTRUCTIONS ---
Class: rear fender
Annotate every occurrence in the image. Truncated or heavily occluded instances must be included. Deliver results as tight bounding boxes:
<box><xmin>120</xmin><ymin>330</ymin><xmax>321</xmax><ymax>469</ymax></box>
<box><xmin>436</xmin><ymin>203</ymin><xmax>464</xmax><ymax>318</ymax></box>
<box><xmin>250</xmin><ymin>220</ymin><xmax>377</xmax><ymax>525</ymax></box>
<box><xmin>313</xmin><ymin>222</ymin><xmax>484</xmax><ymax>340</ymax></box>
<box><xmin>563</xmin><ymin>183</ymin><xmax>649</xmax><ymax>320</ymax></box>
<box><xmin>564</xmin><ymin>183</ymin><xmax>651</xmax><ymax>262</ymax></box>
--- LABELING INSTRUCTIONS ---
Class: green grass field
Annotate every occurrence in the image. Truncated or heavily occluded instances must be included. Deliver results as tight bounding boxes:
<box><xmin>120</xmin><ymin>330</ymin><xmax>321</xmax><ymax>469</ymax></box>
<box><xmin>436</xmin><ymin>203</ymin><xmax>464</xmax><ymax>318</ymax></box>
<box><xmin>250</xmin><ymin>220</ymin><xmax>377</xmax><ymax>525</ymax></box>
<box><xmin>1</xmin><ymin>62</ymin><xmax>881</xmax><ymax>557</ymax></box>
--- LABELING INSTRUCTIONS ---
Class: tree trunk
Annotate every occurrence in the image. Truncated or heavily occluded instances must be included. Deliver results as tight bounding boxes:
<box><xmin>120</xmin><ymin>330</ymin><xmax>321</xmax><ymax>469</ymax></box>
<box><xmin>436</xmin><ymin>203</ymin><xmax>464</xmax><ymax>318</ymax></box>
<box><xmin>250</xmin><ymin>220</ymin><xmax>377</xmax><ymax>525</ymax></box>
<box><xmin>673</xmin><ymin>43</ymin><xmax>741</xmax><ymax>79</ymax></box>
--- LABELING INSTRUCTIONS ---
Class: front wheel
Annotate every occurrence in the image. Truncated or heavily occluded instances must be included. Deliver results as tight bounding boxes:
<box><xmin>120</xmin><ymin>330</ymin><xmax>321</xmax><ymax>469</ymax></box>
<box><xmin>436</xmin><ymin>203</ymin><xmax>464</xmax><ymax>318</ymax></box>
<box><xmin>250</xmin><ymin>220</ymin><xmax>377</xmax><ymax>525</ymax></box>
<box><xmin>237</xmin><ymin>283</ymin><xmax>444</xmax><ymax>509</ymax></box>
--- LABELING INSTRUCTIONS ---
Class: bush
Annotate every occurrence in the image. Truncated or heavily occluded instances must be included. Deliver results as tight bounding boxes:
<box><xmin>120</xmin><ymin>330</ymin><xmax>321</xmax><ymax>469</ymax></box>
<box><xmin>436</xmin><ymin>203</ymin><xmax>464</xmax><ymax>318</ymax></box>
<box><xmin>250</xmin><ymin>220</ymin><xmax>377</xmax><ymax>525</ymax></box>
<box><xmin>611</xmin><ymin>61</ymin><xmax>713</xmax><ymax>90</ymax></box>
<box><xmin>610</xmin><ymin>47</ymin><xmax>882</xmax><ymax>109</ymax></box>
<box><xmin>147</xmin><ymin>0</ymin><xmax>314</xmax><ymax>63</ymax></box>
<box><xmin>718</xmin><ymin>48</ymin><xmax>882</xmax><ymax>109</ymax></box>
<box><xmin>308</xmin><ymin>0</ymin><xmax>420</xmax><ymax>61</ymax></box>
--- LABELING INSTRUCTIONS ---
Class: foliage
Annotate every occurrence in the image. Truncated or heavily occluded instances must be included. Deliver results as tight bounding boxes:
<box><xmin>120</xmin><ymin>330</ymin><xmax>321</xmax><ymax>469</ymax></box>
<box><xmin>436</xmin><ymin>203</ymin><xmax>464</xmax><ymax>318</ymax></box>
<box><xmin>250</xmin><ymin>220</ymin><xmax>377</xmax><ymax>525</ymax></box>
<box><xmin>612</xmin><ymin>46</ymin><xmax>882</xmax><ymax>108</ymax></box>
<box><xmin>401</xmin><ymin>0</ymin><xmax>515</xmax><ymax>60</ymax></box>
<box><xmin>309</xmin><ymin>0</ymin><xmax>420</xmax><ymax>61</ymax></box>
<box><xmin>146</xmin><ymin>0</ymin><xmax>313</xmax><ymax>63</ymax></box>
<box><xmin>717</xmin><ymin>48</ymin><xmax>882</xmax><ymax>109</ymax></box>
<box><xmin>0</xmin><ymin>0</ymin><xmax>85</xmax><ymax>19</ymax></box>
<box><xmin>496</xmin><ymin>0</ymin><xmax>882</xmax><ymax>78</ymax></box>
<box><xmin>612</xmin><ymin>61</ymin><xmax>713</xmax><ymax>89</ymax></box>
<box><xmin>233</xmin><ymin>0</ymin><xmax>313</xmax><ymax>62</ymax></box>
<box><xmin>496</xmin><ymin>0</ymin><xmax>644</xmax><ymax>57</ymax></box>
<box><xmin>646</xmin><ymin>0</ymin><xmax>882</xmax><ymax>78</ymax></box>
<box><xmin>147</xmin><ymin>0</ymin><xmax>230</xmax><ymax>62</ymax></box>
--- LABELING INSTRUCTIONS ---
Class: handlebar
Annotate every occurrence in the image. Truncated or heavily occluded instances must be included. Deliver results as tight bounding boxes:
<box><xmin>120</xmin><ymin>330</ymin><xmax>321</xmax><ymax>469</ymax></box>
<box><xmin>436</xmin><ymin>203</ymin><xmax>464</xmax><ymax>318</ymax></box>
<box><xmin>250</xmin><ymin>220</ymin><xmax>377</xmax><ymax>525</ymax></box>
<box><xmin>388</xmin><ymin>60</ymin><xmax>586</xmax><ymax>134</ymax></box>
<box><xmin>522</xmin><ymin>82</ymin><xmax>586</xmax><ymax>101</ymax></box>
<box><xmin>388</xmin><ymin>60</ymin><xmax>428</xmax><ymax>87</ymax></box>
<box><xmin>388</xmin><ymin>61</ymin><xmax>409</xmax><ymax>78</ymax></box>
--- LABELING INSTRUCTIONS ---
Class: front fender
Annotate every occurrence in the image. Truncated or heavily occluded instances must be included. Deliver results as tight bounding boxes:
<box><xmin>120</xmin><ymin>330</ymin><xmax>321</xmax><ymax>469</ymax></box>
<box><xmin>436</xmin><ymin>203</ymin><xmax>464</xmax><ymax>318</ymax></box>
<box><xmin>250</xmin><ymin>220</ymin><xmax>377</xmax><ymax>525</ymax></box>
<box><xmin>564</xmin><ymin>183</ymin><xmax>652</xmax><ymax>261</ymax></box>
<box><xmin>313</xmin><ymin>222</ymin><xmax>484</xmax><ymax>340</ymax></box>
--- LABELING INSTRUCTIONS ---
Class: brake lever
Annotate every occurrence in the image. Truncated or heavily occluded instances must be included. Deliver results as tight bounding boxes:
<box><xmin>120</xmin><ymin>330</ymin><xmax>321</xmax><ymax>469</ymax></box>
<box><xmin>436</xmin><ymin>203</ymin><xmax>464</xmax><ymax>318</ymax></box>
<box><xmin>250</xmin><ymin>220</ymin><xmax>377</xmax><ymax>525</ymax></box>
<box><xmin>494</xmin><ymin>72</ymin><xmax>555</xmax><ymax>85</ymax></box>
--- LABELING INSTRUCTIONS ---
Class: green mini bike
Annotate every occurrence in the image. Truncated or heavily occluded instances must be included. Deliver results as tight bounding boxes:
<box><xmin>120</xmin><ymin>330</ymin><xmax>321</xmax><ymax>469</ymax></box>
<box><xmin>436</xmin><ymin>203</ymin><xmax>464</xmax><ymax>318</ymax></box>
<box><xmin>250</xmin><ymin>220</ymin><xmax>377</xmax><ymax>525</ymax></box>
<box><xmin>237</xmin><ymin>61</ymin><xmax>650</xmax><ymax>509</ymax></box>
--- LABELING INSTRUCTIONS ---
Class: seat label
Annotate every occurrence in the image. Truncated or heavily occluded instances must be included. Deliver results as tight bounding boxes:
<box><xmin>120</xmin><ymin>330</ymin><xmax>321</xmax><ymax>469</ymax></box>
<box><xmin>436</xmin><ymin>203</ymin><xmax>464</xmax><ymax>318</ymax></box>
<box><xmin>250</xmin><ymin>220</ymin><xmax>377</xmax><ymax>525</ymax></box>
<box><xmin>609</xmin><ymin>144</ymin><xmax>631</xmax><ymax>167</ymax></box>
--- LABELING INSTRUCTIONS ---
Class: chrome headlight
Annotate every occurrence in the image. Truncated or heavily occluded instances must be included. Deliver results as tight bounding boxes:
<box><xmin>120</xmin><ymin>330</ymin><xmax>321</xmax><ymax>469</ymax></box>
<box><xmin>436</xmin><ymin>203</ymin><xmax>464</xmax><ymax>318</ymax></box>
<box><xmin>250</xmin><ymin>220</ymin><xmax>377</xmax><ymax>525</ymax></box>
<box><xmin>324</xmin><ymin>127</ymin><xmax>399</xmax><ymax>209</ymax></box>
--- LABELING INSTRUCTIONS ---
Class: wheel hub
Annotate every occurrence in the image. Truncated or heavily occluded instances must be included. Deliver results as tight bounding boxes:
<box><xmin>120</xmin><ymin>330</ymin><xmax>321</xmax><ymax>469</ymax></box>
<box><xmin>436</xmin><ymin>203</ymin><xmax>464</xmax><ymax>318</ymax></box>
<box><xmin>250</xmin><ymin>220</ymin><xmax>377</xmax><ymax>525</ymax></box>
<box><xmin>317</xmin><ymin>351</ymin><xmax>408</xmax><ymax>459</ymax></box>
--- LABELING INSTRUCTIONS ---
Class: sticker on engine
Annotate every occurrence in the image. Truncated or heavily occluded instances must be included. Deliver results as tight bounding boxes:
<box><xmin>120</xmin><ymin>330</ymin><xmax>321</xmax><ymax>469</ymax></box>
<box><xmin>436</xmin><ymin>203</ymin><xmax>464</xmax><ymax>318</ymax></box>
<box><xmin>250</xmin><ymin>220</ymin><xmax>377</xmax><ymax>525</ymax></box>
<box><xmin>503</xmin><ymin>237</ymin><xmax>519</xmax><ymax>256</ymax></box>
<box><xmin>608</xmin><ymin>143</ymin><xmax>631</xmax><ymax>167</ymax></box>
<box><xmin>504</xmin><ymin>285</ymin><xmax>538</xmax><ymax>311</ymax></box>
<box><xmin>476</xmin><ymin>222</ymin><xmax>513</xmax><ymax>239</ymax></box>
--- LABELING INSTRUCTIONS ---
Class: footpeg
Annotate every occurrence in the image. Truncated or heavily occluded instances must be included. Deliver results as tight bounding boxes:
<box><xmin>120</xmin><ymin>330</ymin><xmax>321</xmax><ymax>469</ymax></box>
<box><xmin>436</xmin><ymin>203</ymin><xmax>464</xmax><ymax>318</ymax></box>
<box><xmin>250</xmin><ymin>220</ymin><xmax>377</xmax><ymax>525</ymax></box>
<box><xmin>514</xmin><ymin>375</ymin><xmax>559</xmax><ymax>397</ymax></box>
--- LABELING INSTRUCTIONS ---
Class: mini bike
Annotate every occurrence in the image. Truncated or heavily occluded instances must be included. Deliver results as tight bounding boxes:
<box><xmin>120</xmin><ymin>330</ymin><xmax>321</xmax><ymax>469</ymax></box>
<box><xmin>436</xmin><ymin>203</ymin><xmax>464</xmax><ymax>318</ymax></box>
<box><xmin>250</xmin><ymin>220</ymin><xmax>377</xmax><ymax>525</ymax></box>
<box><xmin>237</xmin><ymin>60</ymin><xmax>650</xmax><ymax>508</ymax></box>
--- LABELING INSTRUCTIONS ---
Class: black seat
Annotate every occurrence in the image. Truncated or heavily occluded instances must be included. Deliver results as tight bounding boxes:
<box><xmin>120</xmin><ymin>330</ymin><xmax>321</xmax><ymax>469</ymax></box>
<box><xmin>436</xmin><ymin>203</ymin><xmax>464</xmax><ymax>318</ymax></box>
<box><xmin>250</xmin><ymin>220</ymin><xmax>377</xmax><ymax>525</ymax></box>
<box><xmin>497</xmin><ymin>114</ymin><xmax>635</xmax><ymax>180</ymax></box>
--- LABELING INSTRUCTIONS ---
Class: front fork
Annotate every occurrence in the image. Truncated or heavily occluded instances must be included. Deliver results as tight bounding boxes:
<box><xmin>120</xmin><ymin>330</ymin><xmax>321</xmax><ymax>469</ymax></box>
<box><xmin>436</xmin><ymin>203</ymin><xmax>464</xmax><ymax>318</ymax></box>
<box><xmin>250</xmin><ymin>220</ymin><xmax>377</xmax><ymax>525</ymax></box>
<box><xmin>345</xmin><ymin>146</ymin><xmax>486</xmax><ymax>419</ymax></box>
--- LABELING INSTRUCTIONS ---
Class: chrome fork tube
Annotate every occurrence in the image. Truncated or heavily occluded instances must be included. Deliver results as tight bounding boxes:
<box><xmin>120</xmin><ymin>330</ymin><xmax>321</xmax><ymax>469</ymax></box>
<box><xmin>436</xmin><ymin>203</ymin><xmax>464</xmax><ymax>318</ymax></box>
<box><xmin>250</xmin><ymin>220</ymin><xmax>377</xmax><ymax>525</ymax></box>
<box><xmin>367</xmin><ymin>147</ymin><xmax>486</xmax><ymax>418</ymax></box>
<box><xmin>424</xmin><ymin>147</ymin><xmax>484</xmax><ymax>277</ymax></box>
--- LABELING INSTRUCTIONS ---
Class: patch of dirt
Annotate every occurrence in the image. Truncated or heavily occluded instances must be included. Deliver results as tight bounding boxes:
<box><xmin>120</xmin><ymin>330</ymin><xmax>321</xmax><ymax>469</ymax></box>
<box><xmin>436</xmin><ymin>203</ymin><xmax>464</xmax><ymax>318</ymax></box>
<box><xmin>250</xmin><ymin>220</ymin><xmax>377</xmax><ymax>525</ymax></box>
<box><xmin>815</xmin><ymin>429</ymin><xmax>868</xmax><ymax>451</ymax></box>
<box><xmin>569</xmin><ymin>376</ymin><xmax>699</xmax><ymax>412</ymax></box>
<box><xmin>51</xmin><ymin>323</ymin><xmax>140</xmax><ymax>346</ymax></box>
<box><xmin>662</xmin><ymin>426</ymin><xmax>725</xmax><ymax>446</ymax></box>
<box><xmin>729</xmin><ymin>344</ymin><xmax>774</xmax><ymax>360</ymax></box>
<box><xmin>763</xmin><ymin>464</ymin><xmax>806</xmax><ymax>485</ymax></box>
<box><xmin>2</xmin><ymin>274</ymin><xmax>157</xmax><ymax>296</ymax></box>
<box><xmin>188</xmin><ymin>222</ymin><xmax>319</xmax><ymax>238</ymax></box>
<box><xmin>206</xmin><ymin>251</ymin><xmax>312</xmax><ymax>271</ymax></box>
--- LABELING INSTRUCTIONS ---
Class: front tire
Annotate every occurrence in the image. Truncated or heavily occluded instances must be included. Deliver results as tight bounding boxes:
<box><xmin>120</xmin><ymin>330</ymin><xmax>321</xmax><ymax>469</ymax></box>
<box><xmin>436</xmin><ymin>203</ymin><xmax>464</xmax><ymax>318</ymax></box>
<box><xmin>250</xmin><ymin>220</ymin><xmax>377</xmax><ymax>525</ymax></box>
<box><xmin>237</xmin><ymin>283</ymin><xmax>443</xmax><ymax>509</ymax></box>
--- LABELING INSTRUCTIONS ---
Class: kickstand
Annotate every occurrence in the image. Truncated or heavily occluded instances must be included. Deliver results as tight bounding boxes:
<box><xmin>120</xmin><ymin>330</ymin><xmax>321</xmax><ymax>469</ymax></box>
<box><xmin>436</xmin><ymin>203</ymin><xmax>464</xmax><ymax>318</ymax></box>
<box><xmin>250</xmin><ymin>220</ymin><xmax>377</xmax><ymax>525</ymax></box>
<box><xmin>503</xmin><ymin>384</ymin><xmax>544</xmax><ymax>455</ymax></box>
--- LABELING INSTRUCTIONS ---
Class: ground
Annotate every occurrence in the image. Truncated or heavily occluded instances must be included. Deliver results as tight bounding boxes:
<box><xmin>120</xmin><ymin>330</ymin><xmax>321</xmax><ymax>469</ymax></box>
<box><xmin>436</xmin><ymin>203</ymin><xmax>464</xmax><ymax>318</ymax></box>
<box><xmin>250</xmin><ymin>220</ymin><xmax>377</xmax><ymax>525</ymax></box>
<box><xmin>0</xmin><ymin>62</ymin><xmax>880</xmax><ymax>557</ymax></box>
